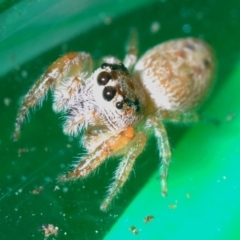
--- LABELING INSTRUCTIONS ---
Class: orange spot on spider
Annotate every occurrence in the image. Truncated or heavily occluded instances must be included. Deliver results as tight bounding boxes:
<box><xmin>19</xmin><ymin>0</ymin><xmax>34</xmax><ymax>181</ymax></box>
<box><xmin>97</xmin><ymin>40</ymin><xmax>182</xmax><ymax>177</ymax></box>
<box><xmin>124</xmin><ymin>126</ymin><xmax>135</xmax><ymax>139</ymax></box>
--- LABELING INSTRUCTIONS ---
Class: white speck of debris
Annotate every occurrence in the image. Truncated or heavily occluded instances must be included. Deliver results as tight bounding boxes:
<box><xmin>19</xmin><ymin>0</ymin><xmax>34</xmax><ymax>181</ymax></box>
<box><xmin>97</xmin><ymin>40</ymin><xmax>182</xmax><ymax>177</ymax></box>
<box><xmin>60</xmin><ymin>163</ymin><xmax>66</xmax><ymax>169</ymax></box>
<box><xmin>15</xmin><ymin>189</ymin><xmax>23</xmax><ymax>195</ymax></box>
<box><xmin>62</xmin><ymin>187</ymin><xmax>68</xmax><ymax>193</ymax></box>
<box><xmin>103</xmin><ymin>16</ymin><xmax>112</xmax><ymax>25</ymax></box>
<box><xmin>21</xmin><ymin>175</ymin><xmax>27</xmax><ymax>181</ymax></box>
<box><xmin>182</xmin><ymin>24</ymin><xmax>192</xmax><ymax>33</ymax></box>
<box><xmin>44</xmin><ymin>177</ymin><xmax>52</xmax><ymax>182</ymax></box>
<box><xmin>150</xmin><ymin>21</ymin><xmax>161</xmax><ymax>33</ymax></box>
<box><xmin>21</xmin><ymin>70</ymin><xmax>28</xmax><ymax>78</ymax></box>
<box><xmin>4</xmin><ymin>98</ymin><xmax>11</xmax><ymax>106</ymax></box>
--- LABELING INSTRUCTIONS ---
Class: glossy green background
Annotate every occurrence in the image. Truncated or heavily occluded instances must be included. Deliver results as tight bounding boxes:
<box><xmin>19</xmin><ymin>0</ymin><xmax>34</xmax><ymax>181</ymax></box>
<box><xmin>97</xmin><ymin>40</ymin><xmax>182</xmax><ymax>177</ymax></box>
<box><xmin>1</xmin><ymin>0</ymin><xmax>240</xmax><ymax>239</ymax></box>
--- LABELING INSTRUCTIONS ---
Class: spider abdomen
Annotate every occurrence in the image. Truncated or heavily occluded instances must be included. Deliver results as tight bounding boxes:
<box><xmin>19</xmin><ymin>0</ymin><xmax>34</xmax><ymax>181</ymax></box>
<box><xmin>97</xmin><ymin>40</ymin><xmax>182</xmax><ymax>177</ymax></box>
<box><xmin>134</xmin><ymin>38</ymin><xmax>215</xmax><ymax>113</ymax></box>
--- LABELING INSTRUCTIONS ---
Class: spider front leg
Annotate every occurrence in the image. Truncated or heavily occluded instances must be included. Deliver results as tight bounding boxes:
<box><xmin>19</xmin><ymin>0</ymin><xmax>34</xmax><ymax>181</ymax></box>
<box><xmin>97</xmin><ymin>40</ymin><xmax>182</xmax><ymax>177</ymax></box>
<box><xmin>58</xmin><ymin>126</ymin><xmax>137</xmax><ymax>181</ymax></box>
<box><xmin>101</xmin><ymin>132</ymin><xmax>146</xmax><ymax>211</ymax></box>
<box><xmin>13</xmin><ymin>52</ymin><xmax>92</xmax><ymax>140</ymax></box>
<box><xmin>148</xmin><ymin>116</ymin><xmax>171</xmax><ymax>197</ymax></box>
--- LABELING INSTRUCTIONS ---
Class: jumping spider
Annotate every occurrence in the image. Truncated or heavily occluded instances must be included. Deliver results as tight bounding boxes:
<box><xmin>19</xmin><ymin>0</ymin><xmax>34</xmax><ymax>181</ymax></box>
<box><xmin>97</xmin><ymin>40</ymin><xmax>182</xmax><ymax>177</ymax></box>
<box><xmin>13</xmin><ymin>34</ymin><xmax>215</xmax><ymax>211</ymax></box>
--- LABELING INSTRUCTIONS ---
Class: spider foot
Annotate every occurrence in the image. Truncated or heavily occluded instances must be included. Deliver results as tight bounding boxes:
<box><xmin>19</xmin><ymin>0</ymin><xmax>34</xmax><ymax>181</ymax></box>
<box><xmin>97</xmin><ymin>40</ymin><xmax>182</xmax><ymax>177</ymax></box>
<box><xmin>58</xmin><ymin>168</ymin><xmax>88</xmax><ymax>182</ymax></box>
<box><xmin>161</xmin><ymin>173</ymin><xmax>168</xmax><ymax>197</ymax></box>
<box><xmin>100</xmin><ymin>199</ymin><xmax>111</xmax><ymax>212</ymax></box>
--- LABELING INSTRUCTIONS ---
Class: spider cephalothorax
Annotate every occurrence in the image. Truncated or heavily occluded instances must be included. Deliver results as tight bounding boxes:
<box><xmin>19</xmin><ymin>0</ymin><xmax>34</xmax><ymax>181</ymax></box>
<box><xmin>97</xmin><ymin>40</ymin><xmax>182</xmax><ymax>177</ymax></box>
<box><xmin>63</xmin><ymin>62</ymin><xmax>143</xmax><ymax>138</ymax></box>
<box><xmin>13</xmin><ymin>35</ymin><xmax>215</xmax><ymax>211</ymax></box>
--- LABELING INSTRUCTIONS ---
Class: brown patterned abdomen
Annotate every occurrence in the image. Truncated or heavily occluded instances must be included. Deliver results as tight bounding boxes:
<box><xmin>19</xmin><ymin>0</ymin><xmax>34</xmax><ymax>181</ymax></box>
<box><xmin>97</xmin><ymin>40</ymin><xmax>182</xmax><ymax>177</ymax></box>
<box><xmin>134</xmin><ymin>38</ymin><xmax>215</xmax><ymax>113</ymax></box>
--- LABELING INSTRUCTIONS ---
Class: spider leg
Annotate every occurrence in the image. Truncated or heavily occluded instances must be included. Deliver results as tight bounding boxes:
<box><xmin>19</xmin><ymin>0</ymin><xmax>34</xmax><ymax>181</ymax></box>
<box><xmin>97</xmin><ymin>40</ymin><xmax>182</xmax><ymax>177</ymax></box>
<box><xmin>13</xmin><ymin>52</ymin><xmax>92</xmax><ymax>141</ymax></box>
<box><xmin>100</xmin><ymin>132</ymin><xmax>146</xmax><ymax>211</ymax></box>
<box><xmin>161</xmin><ymin>110</ymin><xmax>199</xmax><ymax>123</ymax></box>
<box><xmin>53</xmin><ymin>52</ymin><xmax>93</xmax><ymax>112</ymax></box>
<box><xmin>58</xmin><ymin>126</ymin><xmax>137</xmax><ymax>181</ymax></box>
<box><xmin>100</xmin><ymin>56</ymin><xmax>121</xmax><ymax>65</ymax></box>
<box><xmin>99</xmin><ymin>30</ymin><xmax>138</xmax><ymax>69</ymax></box>
<box><xmin>148</xmin><ymin>116</ymin><xmax>171</xmax><ymax>197</ymax></box>
<box><xmin>123</xmin><ymin>29</ymin><xmax>138</xmax><ymax>69</ymax></box>
<box><xmin>63</xmin><ymin>112</ymin><xmax>96</xmax><ymax>137</ymax></box>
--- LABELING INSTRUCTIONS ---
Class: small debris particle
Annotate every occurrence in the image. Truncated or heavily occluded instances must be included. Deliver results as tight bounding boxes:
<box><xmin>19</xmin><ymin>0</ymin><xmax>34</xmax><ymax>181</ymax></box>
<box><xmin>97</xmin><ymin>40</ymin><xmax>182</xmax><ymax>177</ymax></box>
<box><xmin>27</xmin><ymin>233</ymin><xmax>35</xmax><ymax>237</ymax></box>
<box><xmin>223</xmin><ymin>175</ymin><xmax>227</xmax><ymax>180</ymax></box>
<box><xmin>18</xmin><ymin>148</ymin><xmax>29</xmax><ymax>156</ymax></box>
<box><xmin>150</xmin><ymin>21</ymin><xmax>160</xmax><ymax>33</ymax></box>
<box><xmin>21</xmin><ymin>70</ymin><xmax>28</xmax><ymax>78</ymax></box>
<box><xmin>186</xmin><ymin>193</ymin><xmax>191</xmax><ymax>198</ymax></box>
<box><xmin>168</xmin><ymin>204</ymin><xmax>177</xmax><ymax>209</ymax></box>
<box><xmin>62</xmin><ymin>187</ymin><xmax>68</xmax><ymax>193</ymax></box>
<box><xmin>54</xmin><ymin>185</ymin><xmax>60</xmax><ymax>191</ymax></box>
<box><xmin>144</xmin><ymin>215</ymin><xmax>154</xmax><ymax>223</ymax></box>
<box><xmin>182</xmin><ymin>23</ymin><xmax>192</xmax><ymax>33</ymax></box>
<box><xmin>129</xmin><ymin>226</ymin><xmax>138</xmax><ymax>235</ymax></box>
<box><xmin>226</xmin><ymin>113</ymin><xmax>236</xmax><ymax>121</ymax></box>
<box><xmin>32</xmin><ymin>186</ymin><xmax>44</xmax><ymax>195</ymax></box>
<box><xmin>38</xmin><ymin>224</ymin><xmax>58</xmax><ymax>238</ymax></box>
<box><xmin>168</xmin><ymin>200</ymin><xmax>178</xmax><ymax>209</ymax></box>
<box><xmin>103</xmin><ymin>16</ymin><xmax>112</xmax><ymax>25</ymax></box>
<box><xmin>4</xmin><ymin>98</ymin><xmax>11</xmax><ymax>106</ymax></box>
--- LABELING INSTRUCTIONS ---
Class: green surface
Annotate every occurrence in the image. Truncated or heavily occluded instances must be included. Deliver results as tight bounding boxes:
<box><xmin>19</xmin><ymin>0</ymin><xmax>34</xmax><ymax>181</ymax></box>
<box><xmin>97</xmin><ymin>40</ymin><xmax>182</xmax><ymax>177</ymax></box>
<box><xmin>1</xmin><ymin>0</ymin><xmax>240</xmax><ymax>239</ymax></box>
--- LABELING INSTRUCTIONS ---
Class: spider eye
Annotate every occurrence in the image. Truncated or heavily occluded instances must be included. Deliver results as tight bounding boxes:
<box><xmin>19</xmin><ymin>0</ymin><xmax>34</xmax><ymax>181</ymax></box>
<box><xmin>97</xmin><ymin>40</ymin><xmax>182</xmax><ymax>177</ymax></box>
<box><xmin>116</xmin><ymin>101</ymin><xmax>123</xmax><ymax>109</ymax></box>
<box><xmin>103</xmin><ymin>86</ymin><xmax>116</xmax><ymax>101</ymax></box>
<box><xmin>97</xmin><ymin>71</ymin><xmax>111</xmax><ymax>86</ymax></box>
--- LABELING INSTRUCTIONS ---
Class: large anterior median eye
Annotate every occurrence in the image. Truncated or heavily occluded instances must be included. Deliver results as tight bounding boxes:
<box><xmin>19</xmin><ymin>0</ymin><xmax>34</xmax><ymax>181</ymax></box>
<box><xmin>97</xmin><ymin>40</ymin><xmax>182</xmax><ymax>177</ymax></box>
<box><xmin>103</xmin><ymin>86</ymin><xmax>117</xmax><ymax>101</ymax></box>
<box><xmin>97</xmin><ymin>71</ymin><xmax>111</xmax><ymax>85</ymax></box>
